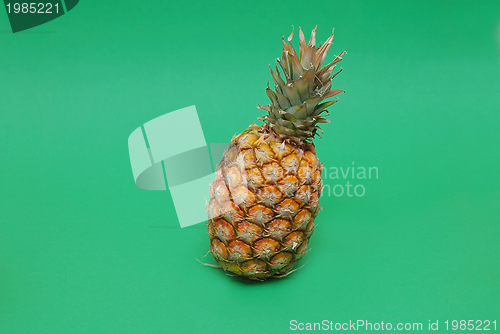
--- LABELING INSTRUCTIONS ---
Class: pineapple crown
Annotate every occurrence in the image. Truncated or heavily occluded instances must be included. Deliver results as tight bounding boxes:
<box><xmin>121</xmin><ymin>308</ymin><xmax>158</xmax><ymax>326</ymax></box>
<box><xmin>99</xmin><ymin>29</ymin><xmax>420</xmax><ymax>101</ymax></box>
<box><xmin>258</xmin><ymin>26</ymin><xmax>346</xmax><ymax>142</ymax></box>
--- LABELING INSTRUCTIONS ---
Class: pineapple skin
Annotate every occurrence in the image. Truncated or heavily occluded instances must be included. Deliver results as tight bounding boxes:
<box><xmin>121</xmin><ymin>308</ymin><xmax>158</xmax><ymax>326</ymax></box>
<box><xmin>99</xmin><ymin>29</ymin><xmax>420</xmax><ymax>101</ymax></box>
<box><xmin>206</xmin><ymin>124</ymin><xmax>322</xmax><ymax>279</ymax></box>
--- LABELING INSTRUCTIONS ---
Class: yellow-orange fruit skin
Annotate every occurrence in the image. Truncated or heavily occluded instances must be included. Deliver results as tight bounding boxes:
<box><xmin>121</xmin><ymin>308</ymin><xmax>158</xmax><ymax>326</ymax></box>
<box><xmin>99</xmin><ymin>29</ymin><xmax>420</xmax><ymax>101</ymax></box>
<box><xmin>206</xmin><ymin>125</ymin><xmax>322</xmax><ymax>279</ymax></box>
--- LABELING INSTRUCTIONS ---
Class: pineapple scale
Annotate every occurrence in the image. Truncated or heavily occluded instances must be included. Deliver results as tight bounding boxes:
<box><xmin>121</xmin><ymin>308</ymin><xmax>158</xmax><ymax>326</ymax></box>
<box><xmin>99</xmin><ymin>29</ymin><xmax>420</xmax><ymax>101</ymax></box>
<box><xmin>206</xmin><ymin>124</ymin><xmax>323</xmax><ymax>279</ymax></box>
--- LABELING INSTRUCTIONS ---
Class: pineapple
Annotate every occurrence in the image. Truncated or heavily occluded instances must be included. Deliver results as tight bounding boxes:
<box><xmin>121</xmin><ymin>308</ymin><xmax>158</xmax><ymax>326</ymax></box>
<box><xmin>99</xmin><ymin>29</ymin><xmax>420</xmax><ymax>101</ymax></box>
<box><xmin>206</xmin><ymin>27</ymin><xmax>345</xmax><ymax>279</ymax></box>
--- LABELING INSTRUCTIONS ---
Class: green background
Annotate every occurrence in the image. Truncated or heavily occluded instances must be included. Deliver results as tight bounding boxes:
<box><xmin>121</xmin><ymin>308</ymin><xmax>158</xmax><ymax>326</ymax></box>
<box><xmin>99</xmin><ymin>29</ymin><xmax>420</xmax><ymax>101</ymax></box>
<box><xmin>1</xmin><ymin>1</ymin><xmax>499</xmax><ymax>333</ymax></box>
